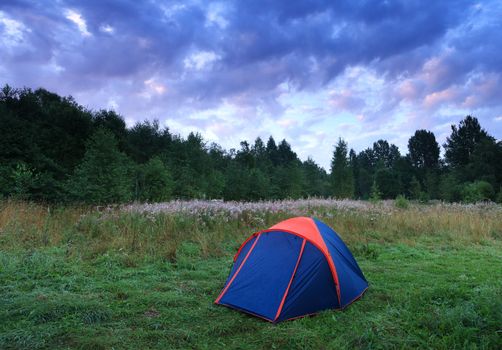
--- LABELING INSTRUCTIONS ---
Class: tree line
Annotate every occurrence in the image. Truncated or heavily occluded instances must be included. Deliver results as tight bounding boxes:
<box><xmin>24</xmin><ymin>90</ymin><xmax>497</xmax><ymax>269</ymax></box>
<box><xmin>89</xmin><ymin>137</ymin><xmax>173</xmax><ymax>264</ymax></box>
<box><xmin>1</xmin><ymin>85</ymin><xmax>501</xmax><ymax>204</ymax></box>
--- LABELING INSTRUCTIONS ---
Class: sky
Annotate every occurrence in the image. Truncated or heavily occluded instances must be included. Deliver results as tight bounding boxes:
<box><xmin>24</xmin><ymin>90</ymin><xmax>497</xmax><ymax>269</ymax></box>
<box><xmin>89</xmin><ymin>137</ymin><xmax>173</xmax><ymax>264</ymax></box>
<box><xmin>1</xmin><ymin>0</ymin><xmax>501</xmax><ymax>170</ymax></box>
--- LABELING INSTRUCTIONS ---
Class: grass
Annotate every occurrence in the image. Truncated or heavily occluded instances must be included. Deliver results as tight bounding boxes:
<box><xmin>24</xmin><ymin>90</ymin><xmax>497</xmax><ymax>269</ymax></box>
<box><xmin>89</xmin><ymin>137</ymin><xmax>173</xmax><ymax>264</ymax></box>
<box><xmin>1</xmin><ymin>200</ymin><xmax>501</xmax><ymax>349</ymax></box>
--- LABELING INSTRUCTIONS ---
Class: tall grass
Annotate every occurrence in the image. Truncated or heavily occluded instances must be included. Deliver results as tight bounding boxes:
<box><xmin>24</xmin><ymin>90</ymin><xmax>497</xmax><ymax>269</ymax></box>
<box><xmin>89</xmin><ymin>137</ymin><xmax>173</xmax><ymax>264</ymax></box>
<box><xmin>1</xmin><ymin>199</ymin><xmax>501</xmax><ymax>349</ymax></box>
<box><xmin>1</xmin><ymin>199</ymin><xmax>500</xmax><ymax>260</ymax></box>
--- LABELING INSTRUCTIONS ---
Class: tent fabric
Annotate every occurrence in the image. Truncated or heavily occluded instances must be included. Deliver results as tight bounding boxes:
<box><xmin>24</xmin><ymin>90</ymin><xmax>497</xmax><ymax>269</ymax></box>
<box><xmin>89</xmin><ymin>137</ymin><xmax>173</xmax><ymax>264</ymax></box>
<box><xmin>215</xmin><ymin>217</ymin><xmax>368</xmax><ymax>323</ymax></box>
<box><xmin>276</xmin><ymin>241</ymin><xmax>340</xmax><ymax>322</ymax></box>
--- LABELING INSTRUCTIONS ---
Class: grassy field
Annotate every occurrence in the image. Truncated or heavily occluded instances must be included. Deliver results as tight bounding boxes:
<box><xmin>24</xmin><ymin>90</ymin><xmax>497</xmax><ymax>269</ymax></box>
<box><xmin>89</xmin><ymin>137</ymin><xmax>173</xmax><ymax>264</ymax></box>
<box><xmin>1</xmin><ymin>200</ymin><xmax>501</xmax><ymax>349</ymax></box>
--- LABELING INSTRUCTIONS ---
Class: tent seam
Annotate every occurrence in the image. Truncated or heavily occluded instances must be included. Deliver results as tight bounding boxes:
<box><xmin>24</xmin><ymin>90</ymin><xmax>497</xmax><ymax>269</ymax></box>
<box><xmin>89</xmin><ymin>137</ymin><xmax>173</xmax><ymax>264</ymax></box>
<box><xmin>215</xmin><ymin>234</ymin><xmax>261</xmax><ymax>304</ymax></box>
<box><xmin>274</xmin><ymin>238</ymin><xmax>306</xmax><ymax>322</ymax></box>
<box><xmin>232</xmin><ymin>226</ymin><xmax>343</xmax><ymax>306</ymax></box>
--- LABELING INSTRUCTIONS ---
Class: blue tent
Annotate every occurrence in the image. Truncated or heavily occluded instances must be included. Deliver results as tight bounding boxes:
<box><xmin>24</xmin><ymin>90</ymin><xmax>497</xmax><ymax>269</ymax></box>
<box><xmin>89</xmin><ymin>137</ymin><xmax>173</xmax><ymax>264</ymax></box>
<box><xmin>215</xmin><ymin>217</ymin><xmax>368</xmax><ymax>322</ymax></box>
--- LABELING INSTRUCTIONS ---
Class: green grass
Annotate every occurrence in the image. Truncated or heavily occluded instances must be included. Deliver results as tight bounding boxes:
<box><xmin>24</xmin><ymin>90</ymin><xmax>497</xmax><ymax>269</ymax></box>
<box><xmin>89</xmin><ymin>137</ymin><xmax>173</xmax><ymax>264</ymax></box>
<box><xmin>1</xmin><ymin>201</ymin><xmax>501</xmax><ymax>349</ymax></box>
<box><xmin>1</xmin><ymin>243</ymin><xmax>501</xmax><ymax>349</ymax></box>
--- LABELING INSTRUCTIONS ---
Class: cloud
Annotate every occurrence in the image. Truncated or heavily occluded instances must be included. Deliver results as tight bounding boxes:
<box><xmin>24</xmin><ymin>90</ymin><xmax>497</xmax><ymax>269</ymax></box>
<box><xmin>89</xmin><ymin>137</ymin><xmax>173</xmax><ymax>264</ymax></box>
<box><xmin>65</xmin><ymin>9</ymin><xmax>91</xmax><ymax>37</ymax></box>
<box><xmin>0</xmin><ymin>10</ymin><xmax>27</xmax><ymax>45</ymax></box>
<box><xmin>329</xmin><ymin>89</ymin><xmax>366</xmax><ymax>112</ymax></box>
<box><xmin>184</xmin><ymin>51</ymin><xmax>221</xmax><ymax>71</ymax></box>
<box><xmin>0</xmin><ymin>0</ymin><xmax>501</xmax><ymax>169</ymax></box>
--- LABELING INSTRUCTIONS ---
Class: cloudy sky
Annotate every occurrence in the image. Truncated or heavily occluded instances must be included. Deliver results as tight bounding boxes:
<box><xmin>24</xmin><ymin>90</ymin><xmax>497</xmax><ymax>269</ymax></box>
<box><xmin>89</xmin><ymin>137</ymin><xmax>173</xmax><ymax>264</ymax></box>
<box><xmin>1</xmin><ymin>0</ymin><xmax>501</xmax><ymax>169</ymax></box>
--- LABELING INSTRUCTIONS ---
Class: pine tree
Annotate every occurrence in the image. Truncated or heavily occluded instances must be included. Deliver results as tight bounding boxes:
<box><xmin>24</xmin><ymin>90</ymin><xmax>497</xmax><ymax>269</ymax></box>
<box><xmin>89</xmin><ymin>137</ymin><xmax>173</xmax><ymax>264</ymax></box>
<box><xmin>330</xmin><ymin>138</ymin><xmax>354</xmax><ymax>198</ymax></box>
<box><xmin>67</xmin><ymin>128</ymin><xmax>133</xmax><ymax>204</ymax></box>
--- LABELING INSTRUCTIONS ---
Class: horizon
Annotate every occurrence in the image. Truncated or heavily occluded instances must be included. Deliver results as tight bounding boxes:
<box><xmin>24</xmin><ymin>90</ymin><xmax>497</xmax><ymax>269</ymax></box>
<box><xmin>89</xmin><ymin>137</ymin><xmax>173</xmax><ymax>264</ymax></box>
<box><xmin>1</xmin><ymin>1</ymin><xmax>501</xmax><ymax>169</ymax></box>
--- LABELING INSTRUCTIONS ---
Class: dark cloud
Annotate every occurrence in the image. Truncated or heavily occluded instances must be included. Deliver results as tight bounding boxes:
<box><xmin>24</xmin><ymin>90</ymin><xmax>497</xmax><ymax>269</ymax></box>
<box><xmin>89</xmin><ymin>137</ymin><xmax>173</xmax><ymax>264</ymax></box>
<box><xmin>0</xmin><ymin>0</ymin><xmax>476</xmax><ymax>98</ymax></box>
<box><xmin>1</xmin><ymin>0</ymin><xmax>501</xmax><ymax>168</ymax></box>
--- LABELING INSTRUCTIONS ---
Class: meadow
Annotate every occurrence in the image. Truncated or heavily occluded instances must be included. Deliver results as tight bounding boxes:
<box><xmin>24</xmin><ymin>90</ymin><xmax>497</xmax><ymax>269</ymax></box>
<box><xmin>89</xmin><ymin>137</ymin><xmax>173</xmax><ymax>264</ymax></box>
<box><xmin>0</xmin><ymin>199</ymin><xmax>501</xmax><ymax>349</ymax></box>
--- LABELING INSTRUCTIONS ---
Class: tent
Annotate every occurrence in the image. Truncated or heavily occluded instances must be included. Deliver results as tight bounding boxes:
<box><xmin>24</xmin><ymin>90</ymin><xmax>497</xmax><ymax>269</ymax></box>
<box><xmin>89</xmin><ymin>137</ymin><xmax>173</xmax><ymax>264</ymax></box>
<box><xmin>215</xmin><ymin>217</ymin><xmax>368</xmax><ymax>323</ymax></box>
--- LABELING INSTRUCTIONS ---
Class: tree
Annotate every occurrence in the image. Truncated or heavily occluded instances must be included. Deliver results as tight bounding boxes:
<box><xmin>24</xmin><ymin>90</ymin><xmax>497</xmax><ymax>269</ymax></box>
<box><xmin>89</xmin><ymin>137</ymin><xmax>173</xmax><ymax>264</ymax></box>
<box><xmin>369</xmin><ymin>180</ymin><xmax>381</xmax><ymax>203</ymax></box>
<box><xmin>349</xmin><ymin>149</ymin><xmax>360</xmax><ymax>198</ymax></box>
<box><xmin>248</xmin><ymin>168</ymin><xmax>271</xmax><ymax>200</ymax></box>
<box><xmin>356</xmin><ymin>149</ymin><xmax>376</xmax><ymax>198</ymax></box>
<box><xmin>223</xmin><ymin>162</ymin><xmax>249</xmax><ymax>200</ymax></box>
<box><xmin>172</xmin><ymin>165</ymin><xmax>199</xmax><ymax>198</ymax></box>
<box><xmin>330</xmin><ymin>138</ymin><xmax>354</xmax><ymax>198</ymax></box>
<box><xmin>0</xmin><ymin>84</ymin><xmax>18</xmax><ymax>102</ymax></box>
<box><xmin>273</xmin><ymin>163</ymin><xmax>305</xmax><ymax>199</ymax></box>
<box><xmin>372</xmin><ymin>140</ymin><xmax>400</xmax><ymax>168</ymax></box>
<box><xmin>11</xmin><ymin>163</ymin><xmax>38</xmax><ymax>200</ymax></box>
<box><xmin>424</xmin><ymin>170</ymin><xmax>439</xmax><ymax>199</ymax></box>
<box><xmin>394</xmin><ymin>156</ymin><xmax>414</xmax><ymax>198</ymax></box>
<box><xmin>438</xmin><ymin>173</ymin><xmax>462</xmax><ymax>202</ymax></box>
<box><xmin>67</xmin><ymin>128</ymin><xmax>133</xmax><ymax>204</ymax></box>
<box><xmin>137</xmin><ymin>157</ymin><xmax>173</xmax><ymax>202</ymax></box>
<box><xmin>461</xmin><ymin>181</ymin><xmax>494</xmax><ymax>203</ymax></box>
<box><xmin>277</xmin><ymin>139</ymin><xmax>297</xmax><ymax>166</ymax></box>
<box><xmin>0</xmin><ymin>86</ymin><xmax>95</xmax><ymax>201</ymax></box>
<box><xmin>0</xmin><ymin>165</ymin><xmax>13</xmax><ymax>197</ymax></box>
<box><xmin>127</xmin><ymin>120</ymin><xmax>171</xmax><ymax>164</ymax></box>
<box><xmin>443</xmin><ymin>116</ymin><xmax>500</xmax><ymax>190</ymax></box>
<box><xmin>208</xmin><ymin>143</ymin><xmax>228</xmax><ymax>171</ymax></box>
<box><xmin>4</xmin><ymin>84</ymin><xmax>501</xmax><ymax>205</ymax></box>
<box><xmin>408</xmin><ymin>130</ymin><xmax>440</xmax><ymax>170</ymax></box>
<box><xmin>465</xmin><ymin>138</ymin><xmax>501</xmax><ymax>186</ymax></box>
<box><xmin>374</xmin><ymin>167</ymin><xmax>400</xmax><ymax>199</ymax></box>
<box><xmin>93</xmin><ymin>110</ymin><xmax>128</xmax><ymax>150</ymax></box>
<box><xmin>409</xmin><ymin>176</ymin><xmax>422</xmax><ymax>200</ymax></box>
<box><xmin>266</xmin><ymin>136</ymin><xmax>279</xmax><ymax>166</ymax></box>
<box><xmin>302</xmin><ymin>157</ymin><xmax>329</xmax><ymax>197</ymax></box>
<box><xmin>358</xmin><ymin>148</ymin><xmax>377</xmax><ymax>170</ymax></box>
<box><xmin>206</xmin><ymin>170</ymin><xmax>226</xmax><ymax>199</ymax></box>
<box><xmin>496</xmin><ymin>187</ymin><xmax>502</xmax><ymax>204</ymax></box>
<box><xmin>252</xmin><ymin>137</ymin><xmax>272</xmax><ymax>171</ymax></box>
<box><xmin>236</xmin><ymin>141</ymin><xmax>255</xmax><ymax>168</ymax></box>
<box><xmin>356</xmin><ymin>168</ymin><xmax>373</xmax><ymax>199</ymax></box>
<box><xmin>444</xmin><ymin>116</ymin><xmax>492</xmax><ymax>169</ymax></box>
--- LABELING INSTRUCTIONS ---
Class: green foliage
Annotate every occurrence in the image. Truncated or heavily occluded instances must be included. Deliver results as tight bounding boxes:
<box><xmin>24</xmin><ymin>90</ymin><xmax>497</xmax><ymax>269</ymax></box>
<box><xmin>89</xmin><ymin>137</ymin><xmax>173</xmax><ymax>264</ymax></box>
<box><xmin>222</xmin><ymin>163</ymin><xmax>249</xmax><ymax>200</ymax></box>
<box><xmin>67</xmin><ymin>128</ymin><xmax>133</xmax><ymax>204</ymax></box>
<box><xmin>465</xmin><ymin>137</ymin><xmax>501</xmax><ymax>185</ymax></box>
<box><xmin>303</xmin><ymin>158</ymin><xmax>329</xmax><ymax>197</ymax></box>
<box><xmin>418</xmin><ymin>191</ymin><xmax>430</xmax><ymax>203</ymax></box>
<box><xmin>374</xmin><ymin>168</ymin><xmax>400</xmax><ymax>199</ymax></box>
<box><xmin>93</xmin><ymin>110</ymin><xmax>128</xmax><ymax>150</ymax></box>
<box><xmin>372</xmin><ymin>139</ymin><xmax>400</xmax><ymax>168</ymax></box>
<box><xmin>444</xmin><ymin>116</ymin><xmax>491</xmax><ymax>169</ymax></box>
<box><xmin>248</xmin><ymin>168</ymin><xmax>271</xmax><ymax>200</ymax></box>
<box><xmin>408</xmin><ymin>129</ymin><xmax>440</xmax><ymax>169</ymax></box>
<box><xmin>330</xmin><ymin>138</ymin><xmax>354</xmax><ymax>198</ymax></box>
<box><xmin>439</xmin><ymin>173</ymin><xmax>463</xmax><ymax>202</ymax></box>
<box><xmin>461</xmin><ymin>181</ymin><xmax>494</xmax><ymax>203</ymax></box>
<box><xmin>11</xmin><ymin>163</ymin><xmax>39</xmax><ymax>199</ymax></box>
<box><xmin>356</xmin><ymin>168</ymin><xmax>373</xmax><ymax>199</ymax></box>
<box><xmin>206</xmin><ymin>170</ymin><xmax>225</xmax><ymax>199</ymax></box>
<box><xmin>369</xmin><ymin>180</ymin><xmax>381</xmax><ymax>203</ymax></box>
<box><xmin>394</xmin><ymin>194</ymin><xmax>409</xmax><ymax>209</ymax></box>
<box><xmin>409</xmin><ymin>176</ymin><xmax>422</xmax><ymax>200</ymax></box>
<box><xmin>127</xmin><ymin>120</ymin><xmax>172</xmax><ymax>164</ymax></box>
<box><xmin>0</xmin><ymin>166</ymin><xmax>11</xmax><ymax>198</ymax></box>
<box><xmin>424</xmin><ymin>170</ymin><xmax>439</xmax><ymax>199</ymax></box>
<box><xmin>137</xmin><ymin>157</ymin><xmax>173</xmax><ymax>202</ymax></box>
<box><xmin>0</xmin><ymin>85</ymin><xmax>500</xmax><ymax>203</ymax></box>
<box><xmin>276</xmin><ymin>162</ymin><xmax>305</xmax><ymax>199</ymax></box>
<box><xmin>496</xmin><ymin>187</ymin><xmax>502</xmax><ymax>204</ymax></box>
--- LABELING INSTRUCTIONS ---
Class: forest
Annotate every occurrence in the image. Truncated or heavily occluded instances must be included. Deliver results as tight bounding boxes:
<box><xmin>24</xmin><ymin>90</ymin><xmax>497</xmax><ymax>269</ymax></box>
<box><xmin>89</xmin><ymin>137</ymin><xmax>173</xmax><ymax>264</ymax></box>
<box><xmin>0</xmin><ymin>85</ymin><xmax>501</xmax><ymax>204</ymax></box>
